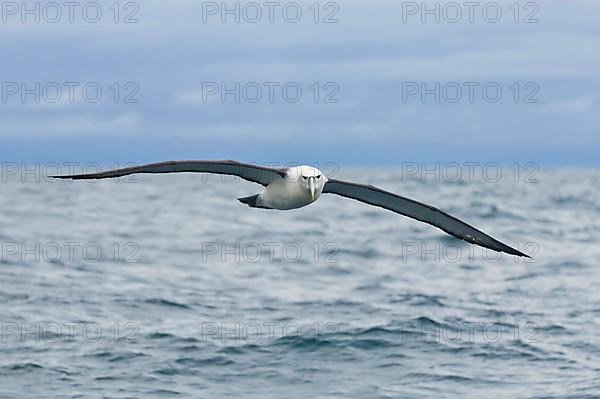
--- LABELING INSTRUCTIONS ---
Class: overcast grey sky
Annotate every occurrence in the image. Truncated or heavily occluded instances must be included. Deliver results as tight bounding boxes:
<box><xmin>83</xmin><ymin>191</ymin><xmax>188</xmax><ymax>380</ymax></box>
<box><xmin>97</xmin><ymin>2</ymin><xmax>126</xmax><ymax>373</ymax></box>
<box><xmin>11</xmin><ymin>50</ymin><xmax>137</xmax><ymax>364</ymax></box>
<box><xmin>1</xmin><ymin>0</ymin><xmax>598</xmax><ymax>164</ymax></box>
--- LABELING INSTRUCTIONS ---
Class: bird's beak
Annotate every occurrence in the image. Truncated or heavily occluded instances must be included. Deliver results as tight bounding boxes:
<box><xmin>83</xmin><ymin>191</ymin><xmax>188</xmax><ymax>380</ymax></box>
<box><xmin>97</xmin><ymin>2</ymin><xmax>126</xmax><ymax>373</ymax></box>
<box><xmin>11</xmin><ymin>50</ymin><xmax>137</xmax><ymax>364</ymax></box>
<box><xmin>309</xmin><ymin>177</ymin><xmax>316</xmax><ymax>201</ymax></box>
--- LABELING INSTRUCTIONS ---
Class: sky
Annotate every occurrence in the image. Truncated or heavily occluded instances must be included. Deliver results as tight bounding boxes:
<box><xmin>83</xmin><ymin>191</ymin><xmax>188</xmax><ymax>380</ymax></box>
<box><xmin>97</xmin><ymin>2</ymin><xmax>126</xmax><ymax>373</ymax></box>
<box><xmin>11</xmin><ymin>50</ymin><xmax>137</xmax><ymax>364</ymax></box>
<box><xmin>0</xmin><ymin>0</ymin><xmax>598</xmax><ymax>165</ymax></box>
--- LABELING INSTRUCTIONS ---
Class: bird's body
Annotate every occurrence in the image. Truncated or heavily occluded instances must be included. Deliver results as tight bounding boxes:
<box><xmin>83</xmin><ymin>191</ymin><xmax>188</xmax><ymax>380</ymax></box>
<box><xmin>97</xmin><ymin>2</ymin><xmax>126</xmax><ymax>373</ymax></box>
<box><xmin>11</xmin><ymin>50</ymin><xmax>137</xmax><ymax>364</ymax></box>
<box><xmin>248</xmin><ymin>166</ymin><xmax>325</xmax><ymax>210</ymax></box>
<box><xmin>52</xmin><ymin>160</ymin><xmax>531</xmax><ymax>258</ymax></box>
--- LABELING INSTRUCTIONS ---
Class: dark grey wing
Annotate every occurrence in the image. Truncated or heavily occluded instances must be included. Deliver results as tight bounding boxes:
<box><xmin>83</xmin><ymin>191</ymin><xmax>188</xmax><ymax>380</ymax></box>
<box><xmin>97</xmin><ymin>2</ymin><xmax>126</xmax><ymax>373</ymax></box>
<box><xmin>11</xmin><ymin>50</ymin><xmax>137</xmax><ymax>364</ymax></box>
<box><xmin>323</xmin><ymin>179</ymin><xmax>530</xmax><ymax>257</ymax></box>
<box><xmin>51</xmin><ymin>160</ymin><xmax>287</xmax><ymax>186</ymax></box>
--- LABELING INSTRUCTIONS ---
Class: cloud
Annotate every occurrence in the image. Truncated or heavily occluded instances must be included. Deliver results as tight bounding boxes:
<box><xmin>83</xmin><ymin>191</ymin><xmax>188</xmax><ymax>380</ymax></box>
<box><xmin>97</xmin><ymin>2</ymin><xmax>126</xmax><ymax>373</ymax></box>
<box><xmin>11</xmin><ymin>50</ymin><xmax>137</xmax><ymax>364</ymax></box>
<box><xmin>542</xmin><ymin>96</ymin><xmax>595</xmax><ymax>113</ymax></box>
<box><xmin>0</xmin><ymin>112</ymin><xmax>143</xmax><ymax>137</ymax></box>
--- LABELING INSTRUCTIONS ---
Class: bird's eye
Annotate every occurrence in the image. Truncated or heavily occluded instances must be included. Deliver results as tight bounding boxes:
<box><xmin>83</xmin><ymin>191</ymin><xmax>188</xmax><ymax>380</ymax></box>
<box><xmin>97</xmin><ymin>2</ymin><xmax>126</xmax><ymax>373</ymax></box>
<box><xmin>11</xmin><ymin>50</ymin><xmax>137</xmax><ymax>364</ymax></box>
<box><xmin>316</xmin><ymin>175</ymin><xmax>321</xmax><ymax>179</ymax></box>
<box><xmin>302</xmin><ymin>176</ymin><xmax>308</xmax><ymax>180</ymax></box>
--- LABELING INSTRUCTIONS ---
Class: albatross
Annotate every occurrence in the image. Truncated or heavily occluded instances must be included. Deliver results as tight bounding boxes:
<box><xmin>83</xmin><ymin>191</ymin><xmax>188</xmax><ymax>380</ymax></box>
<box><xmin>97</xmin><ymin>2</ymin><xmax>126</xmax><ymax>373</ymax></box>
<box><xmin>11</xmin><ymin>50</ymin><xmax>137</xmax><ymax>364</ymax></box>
<box><xmin>52</xmin><ymin>160</ymin><xmax>530</xmax><ymax>257</ymax></box>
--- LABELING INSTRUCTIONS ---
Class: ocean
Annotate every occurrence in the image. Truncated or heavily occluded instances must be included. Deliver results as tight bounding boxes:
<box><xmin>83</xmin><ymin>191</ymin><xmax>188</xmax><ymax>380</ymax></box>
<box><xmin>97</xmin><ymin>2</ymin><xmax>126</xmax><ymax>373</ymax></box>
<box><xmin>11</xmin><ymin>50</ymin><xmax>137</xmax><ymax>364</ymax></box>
<box><xmin>1</xmin><ymin>166</ymin><xmax>599</xmax><ymax>398</ymax></box>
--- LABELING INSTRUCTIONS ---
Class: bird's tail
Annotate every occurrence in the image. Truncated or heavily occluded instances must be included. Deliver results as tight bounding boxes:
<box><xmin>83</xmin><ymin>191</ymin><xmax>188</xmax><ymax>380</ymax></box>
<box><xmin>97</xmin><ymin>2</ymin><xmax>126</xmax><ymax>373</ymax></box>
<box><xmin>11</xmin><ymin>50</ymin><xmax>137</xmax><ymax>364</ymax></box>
<box><xmin>238</xmin><ymin>194</ymin><xmax>273</xmax><ymax>209</ymax></box>
<box><xmin>238</xmin><ymin>194</ymin><xmax>259</xmax><ymax>207</ymax></box>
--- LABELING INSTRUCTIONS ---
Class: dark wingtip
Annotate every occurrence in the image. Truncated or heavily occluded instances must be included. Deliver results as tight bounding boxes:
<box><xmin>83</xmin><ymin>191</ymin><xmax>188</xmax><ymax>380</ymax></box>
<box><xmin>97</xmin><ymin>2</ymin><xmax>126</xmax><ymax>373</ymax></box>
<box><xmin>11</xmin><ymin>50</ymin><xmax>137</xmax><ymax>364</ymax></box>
<box><xmin>49</xmin><ymin>175</ymin><xmax>94</xmax><ymax>180</ymax></box>
<box><xmin>505</xmin><ymin>247</ymin><xmax>532</xmax><ymax>258</ymax></box>
<box><xmin>516</xmin><ymin>251</ymin><xmax>532</xmax><ymax>259</ymax></box>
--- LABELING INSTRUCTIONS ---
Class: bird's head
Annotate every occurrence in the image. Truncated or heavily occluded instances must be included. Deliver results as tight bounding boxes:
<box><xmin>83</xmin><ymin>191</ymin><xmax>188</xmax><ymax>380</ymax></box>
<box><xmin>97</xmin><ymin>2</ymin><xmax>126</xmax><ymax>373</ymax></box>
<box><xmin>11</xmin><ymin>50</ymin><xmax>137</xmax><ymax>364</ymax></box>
<box><xmin>288</xmin><ymin>166</ymin><xmax>327</xmax><ymax>202</ymax></box>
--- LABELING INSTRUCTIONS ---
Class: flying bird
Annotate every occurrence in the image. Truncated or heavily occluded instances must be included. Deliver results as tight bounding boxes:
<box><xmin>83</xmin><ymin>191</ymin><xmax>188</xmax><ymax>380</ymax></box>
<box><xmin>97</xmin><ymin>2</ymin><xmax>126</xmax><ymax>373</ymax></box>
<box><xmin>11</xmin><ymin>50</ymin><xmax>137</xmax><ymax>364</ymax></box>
<box><xmin>52</xmin><ymin>160</ymin><xmax>530</xmax><ymax>257</ymax></box>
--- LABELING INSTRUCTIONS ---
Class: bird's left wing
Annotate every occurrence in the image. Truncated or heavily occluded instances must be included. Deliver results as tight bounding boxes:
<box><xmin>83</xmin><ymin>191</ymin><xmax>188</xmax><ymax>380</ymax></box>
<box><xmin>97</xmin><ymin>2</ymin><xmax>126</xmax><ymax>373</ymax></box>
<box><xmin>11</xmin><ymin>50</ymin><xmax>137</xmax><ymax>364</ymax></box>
<box><xmin>322</xmin><ymin>179</ymin><xmax>530</xmax><ymax>257</ymax></box>
<box><xmin>51</xmin><ymin>160</ymin><xmax>287</xmax><ymax>186</ymax></box>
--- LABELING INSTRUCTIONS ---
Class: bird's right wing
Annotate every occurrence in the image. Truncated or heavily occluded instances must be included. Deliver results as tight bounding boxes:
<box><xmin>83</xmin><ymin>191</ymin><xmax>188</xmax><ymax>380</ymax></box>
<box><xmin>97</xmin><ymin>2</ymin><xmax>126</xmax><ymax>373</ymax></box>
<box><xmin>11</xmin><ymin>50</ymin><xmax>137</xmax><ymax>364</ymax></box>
<box><xmin>51</xmin><ymin>160</ymin><xmax>287</xmax><ymax>186</ymax></box>
<box><xmin>323</xmin><ymin>179</ymin><xmax>529</xmax><ymax>257</ymax></box>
